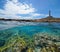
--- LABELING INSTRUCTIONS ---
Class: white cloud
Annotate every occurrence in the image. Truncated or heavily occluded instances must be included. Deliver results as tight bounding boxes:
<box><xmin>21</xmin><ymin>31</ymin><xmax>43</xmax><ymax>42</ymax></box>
<box><xmin>4</xmin><ymin>0</ymin><xmax>35</xmax><ymax>14</ymax></box>
<box><xmin>0</xmin><ymin>0</ymin><xmax>47</xmax><ymax>19</ymax></box>
<box><xmin>12</xmin><ymin>0</ymin><xmax>18</xmax><ymax>3</ymax></box>
<box><xmin>33</xmin><ymin>13</ymin><xmax>48</xmax><ymax>17</ymax></box>
<box><xmin>31</xmin><ymin>13</ymin><xmax>42</xmax><ymax>17</ymax></box>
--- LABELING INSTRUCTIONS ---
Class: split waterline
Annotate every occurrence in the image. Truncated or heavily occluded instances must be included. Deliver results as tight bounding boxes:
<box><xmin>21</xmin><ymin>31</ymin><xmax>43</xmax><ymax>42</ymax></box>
<box><xmin>0</xmin><ymin>21</ymin><xmax>60</xmax><ymax>52</ymax></box>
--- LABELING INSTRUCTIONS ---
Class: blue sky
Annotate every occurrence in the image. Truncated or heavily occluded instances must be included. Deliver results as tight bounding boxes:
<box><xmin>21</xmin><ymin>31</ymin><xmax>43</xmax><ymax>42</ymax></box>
<box><xmin>0</xmin><ymin>0</ymin><xmax>60</xmax><ymax>19</ymax></box>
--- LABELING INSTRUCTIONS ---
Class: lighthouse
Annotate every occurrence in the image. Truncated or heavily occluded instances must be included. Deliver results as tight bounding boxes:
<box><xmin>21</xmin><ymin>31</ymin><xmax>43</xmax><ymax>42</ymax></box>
<box><xmin>47</xmin><ymin>10</ymin><xmax>53</xmax><ymax>19</ymax></box>
<box><xmin>49</xmin><ymin>10</ymin><xmax>51</xmax><ymax>16</ymax></box>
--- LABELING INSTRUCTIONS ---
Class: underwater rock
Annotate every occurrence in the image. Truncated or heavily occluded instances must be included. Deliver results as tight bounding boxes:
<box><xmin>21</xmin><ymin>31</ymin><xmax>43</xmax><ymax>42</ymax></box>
<box><xmin>40</xmin><ymin>36</ymin><xmax>44</xmax><ymax>38</ymax></box>
<box><xmin>50</xmin><ymin>35</ymin><xmax>60</xmax><ymax>42</ymax></box>
<box><xmin>41</xmin><ymin>47</ymin><xmax>47</xmax><ymax>52</ymax></box>
<box><xmin>34</xmin><ymin>47</ymin><xmax>41</xmax><ymax>52</ymax></box>
<box><xmin>34</xmin><ymin>40</ymin><xmax>39</xmax><ymax>46</ymax></box>
<box><xmin>39</xmin><ymin>39</ymin><xmax>48</xmax><ymax>47</ymax></box>
<box><xmin>0</xmin><ymin>39</ymin><xmax>5</xmax><ymax>47</ymax></box>
<box><xmin>44</xmin><ymin>35</ymin><xmax>52</xmax><ymax>40</ymax></box>
<box><xmin>21</xmin><ymin>47</ymin><xmax>28</xmax><ymax>52</ymax></box>
<box><xmin>52</xmin><ymin>37</ymin><xmax>58</xmax><ymax>42</ymax></box>
<box><xmin>27</xmin><ymin>48</ymin><xmax>34</xmax><ymax>52</ymax></box>
<box><xmin>58</xmin><ymin>47</ymin><xmax>60</xmax><ymax>52</ymax></box>
<box><xmin>47</xmin><ymin>40</ymin><xmax>53</xmax><ymax>45</ymax></box>
<box><xmin>55</xmin><ymin>42</ymin><xmax>60</xmax><ymax>46</ymax></box>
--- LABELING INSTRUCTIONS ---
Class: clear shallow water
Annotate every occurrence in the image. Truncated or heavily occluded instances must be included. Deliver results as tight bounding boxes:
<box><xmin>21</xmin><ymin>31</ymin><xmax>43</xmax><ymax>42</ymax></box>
<box><xmin>0</xmin><ymin>22</ymin><xmax>60</xmax><ymax>35</ymax></box>
<box><xmin>0</xmin><ymin>21</ymin><xmax>60</xmax><ymax>43</ymax></box>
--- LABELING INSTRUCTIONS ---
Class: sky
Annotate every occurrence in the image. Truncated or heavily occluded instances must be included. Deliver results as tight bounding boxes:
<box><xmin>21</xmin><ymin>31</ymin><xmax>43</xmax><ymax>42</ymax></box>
<box><xmin>0</xmin><ymin>0</ymin><xmax>60</xmax><ymax>19</ymax></box>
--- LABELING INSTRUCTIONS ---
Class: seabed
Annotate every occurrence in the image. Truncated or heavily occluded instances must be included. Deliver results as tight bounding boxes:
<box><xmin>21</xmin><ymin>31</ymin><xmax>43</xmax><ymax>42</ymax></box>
<box><xmin>0</xmin><ymin>32</ymin><xmax>60</xmax><ymax>52</ymax></box>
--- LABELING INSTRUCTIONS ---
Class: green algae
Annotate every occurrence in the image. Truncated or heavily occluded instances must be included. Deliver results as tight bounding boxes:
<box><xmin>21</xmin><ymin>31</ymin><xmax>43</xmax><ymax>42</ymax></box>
<box><xmin>0</xmin><ymin>32</ymin><xmax>60</xmax><ymax>52</ymax></box>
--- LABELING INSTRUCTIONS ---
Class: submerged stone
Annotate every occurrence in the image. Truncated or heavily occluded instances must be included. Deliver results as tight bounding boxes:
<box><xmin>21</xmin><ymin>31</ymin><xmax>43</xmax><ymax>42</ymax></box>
<box><xmin>0</xmin><ymin>39</ymin><xmax>5</xmax><ymax>47</ymax></box>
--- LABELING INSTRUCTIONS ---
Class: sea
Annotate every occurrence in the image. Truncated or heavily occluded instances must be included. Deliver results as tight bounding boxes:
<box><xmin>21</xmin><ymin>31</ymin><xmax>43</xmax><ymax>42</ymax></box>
<box><xmin>0</xmin><ymin>21</ymin><xmax>60</xmax><ymax>47</ymax></box>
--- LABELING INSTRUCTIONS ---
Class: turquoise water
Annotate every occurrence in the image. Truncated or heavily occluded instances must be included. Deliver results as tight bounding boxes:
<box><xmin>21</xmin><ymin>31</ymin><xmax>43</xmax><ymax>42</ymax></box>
<box><xmin>10</xmin><ymin>23</ymin><xmax>60</xmax><ymax>36</ymax></box>
<box><xmin>0</xmin><ymin>22</ymin><xmax>60</xmax><ymax>46</ymax></box>
<box><xmin>0</xmin><ymin>22</ymin><xmax>60</xmax><ymax>36</ymax></box>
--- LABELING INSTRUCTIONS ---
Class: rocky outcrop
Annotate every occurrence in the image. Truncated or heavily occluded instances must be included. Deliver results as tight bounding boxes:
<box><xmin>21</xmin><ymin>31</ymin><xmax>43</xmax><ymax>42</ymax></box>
<box><xmin>34</xmin><ymin>16</ymin><xmax>60</xmax><ymax>22</ymax></box>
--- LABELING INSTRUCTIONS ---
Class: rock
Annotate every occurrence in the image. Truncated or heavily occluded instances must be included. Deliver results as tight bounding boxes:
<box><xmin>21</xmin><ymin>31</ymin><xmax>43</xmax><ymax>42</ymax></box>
<box><xmin>58</xmin><ymin>47</ymin><xmax>60</xmax><ymax>52</ymax></box>
<box><xmin>27</xmin><ymin>48</ymin><xmax>34</xmax><ymax>52</ymax></box>
<box><xmin>34</xmin><ymin>40</ymin><xmax>39</xmax><ymax>45</ymax></box>
<box><xmin>41</xmin><ymin>47</ymin><xmax>47</xmax><ymax>52</ymax></box>
<box><xmin>39</xmin><ymin>39</ymin><xmax>48</xmax><ymax>47</ymax></box>
<box><xmin>40</xmin><ymin>35</ymin><xmax>45</xmax><ymax>39</ymax></box>
<box><xmin>55</xmin><ymin>42</ymin><xmax>60</xmax><ymax>46</ymax></box>
<box><xmin>34</xmin><ymin>47</ymin><xmax>41</xmax><ymax>52</ymax></box>
<box><xmin>52</xmin><ymin>36</ymin><xmax>60</xmax><ymax>42</ymax></box>
<box><xmin>0</xmin><ymin>39</ymin><xmax>5</xmax><ymax>47</ymax></box>
<box><xmin>47</xmin><ymin>40</ymin><xmax>53</xmax><ymax>45</ymax></box>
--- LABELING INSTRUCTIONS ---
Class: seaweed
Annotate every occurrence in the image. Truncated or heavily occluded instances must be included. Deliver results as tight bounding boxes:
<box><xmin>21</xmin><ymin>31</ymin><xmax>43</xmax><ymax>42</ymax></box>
<box><xmin>0</xmin><ymin>31</ymin><xmax>60</xmax><ymax>52</ymax></box>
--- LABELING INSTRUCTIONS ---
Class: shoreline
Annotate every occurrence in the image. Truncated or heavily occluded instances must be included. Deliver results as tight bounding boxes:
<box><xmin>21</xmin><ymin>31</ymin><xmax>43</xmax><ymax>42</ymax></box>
<box><xmin>0</xmin><ymin>18</ymin><xmax>60</xmax><ymax>22</ymax></box>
